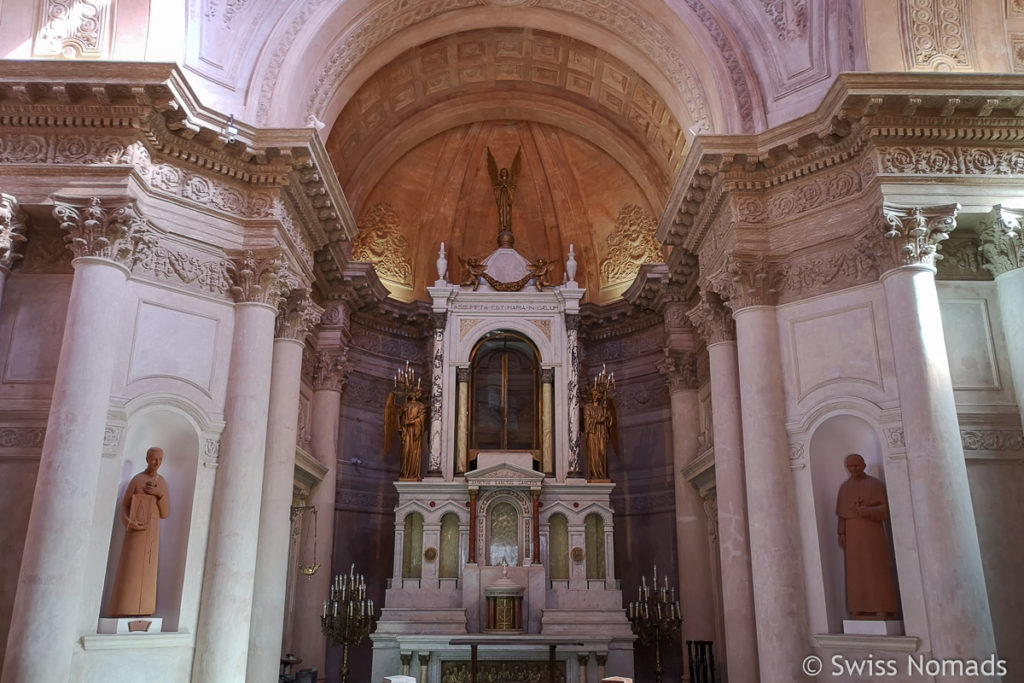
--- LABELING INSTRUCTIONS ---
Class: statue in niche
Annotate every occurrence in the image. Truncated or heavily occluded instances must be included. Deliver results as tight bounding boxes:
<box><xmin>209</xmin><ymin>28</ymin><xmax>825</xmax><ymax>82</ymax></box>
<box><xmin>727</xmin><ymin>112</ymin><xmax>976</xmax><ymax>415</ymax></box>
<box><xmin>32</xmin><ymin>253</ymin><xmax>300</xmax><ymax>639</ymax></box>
<box><xmin>584</xmin><ymin>368</ymin><xmax>618</xmax><ymax>481</ymax></box>
<box><xmin>835</xmin><ymin>453</ymin><xmax>900</xmax><ymax>619</ymax></box>
<box><xmin>109</xmin><ymin>447</ymin><xmax>170</xmax><ymax>617</ymax></box>
<box><xmin>385</xmin><ymin>382</ymin><xmax>426</xmax><ymax>481</ymax></box>
<box><xmin>486</xmin><ymin>147</ymin><xmax>522</xmax><ymax>236</ymax></box>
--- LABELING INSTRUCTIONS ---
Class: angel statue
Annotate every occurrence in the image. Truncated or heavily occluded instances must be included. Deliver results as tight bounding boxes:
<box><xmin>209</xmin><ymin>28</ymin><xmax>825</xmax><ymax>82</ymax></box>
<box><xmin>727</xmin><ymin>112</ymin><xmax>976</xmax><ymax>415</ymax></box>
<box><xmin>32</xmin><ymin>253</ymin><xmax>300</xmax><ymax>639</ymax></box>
<box><xmin>487</xmin><ymin>147</ymin><xmax>522</xmax><ymax>235</ymax></box>
<box><xmin>384</xmin><ymin>365</ymin><xmax>427</xmax><ymax>481</ymax></box>
<box><xmin>584</xmin><ymin>366</ymin><xmax>619</xmax><ymax>482</ymax></box>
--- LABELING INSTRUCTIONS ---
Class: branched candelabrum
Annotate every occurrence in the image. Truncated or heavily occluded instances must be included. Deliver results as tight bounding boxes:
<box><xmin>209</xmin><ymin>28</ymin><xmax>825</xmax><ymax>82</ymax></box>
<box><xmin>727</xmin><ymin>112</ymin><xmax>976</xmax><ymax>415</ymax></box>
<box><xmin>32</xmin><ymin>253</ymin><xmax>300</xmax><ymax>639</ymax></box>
<box><xmin>627</xmin><ymin>564</ymin><xmax>682</xmax><ymax>683</ymax></box>
<box><xmin>321</xmin><ymin>564</ymin><xmax>377</xmax><ymax>683</ymax></box>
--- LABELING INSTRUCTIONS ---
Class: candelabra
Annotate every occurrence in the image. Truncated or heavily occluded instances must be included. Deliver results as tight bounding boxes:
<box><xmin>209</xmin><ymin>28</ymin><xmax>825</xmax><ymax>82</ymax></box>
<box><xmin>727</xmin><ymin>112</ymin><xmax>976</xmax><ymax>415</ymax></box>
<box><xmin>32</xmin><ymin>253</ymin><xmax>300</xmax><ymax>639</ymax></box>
<box><xmin>627</xmin><ymin>564</ymin><xmax>682</xmax><ymax>683</ymax></box>
<box><xmin>592</xmin><ymin>363</ymin><xmax>616</xmax><ymax>399</ymax></box>
<box><xmin>394</xmin><ymin>359</ymin><xmax>421</xmax><ymax>396</ymax></box>
<box><xmin>321</xmin><ymin>565</ymin><xmax>377</xmax><ymax>683</ymax></box>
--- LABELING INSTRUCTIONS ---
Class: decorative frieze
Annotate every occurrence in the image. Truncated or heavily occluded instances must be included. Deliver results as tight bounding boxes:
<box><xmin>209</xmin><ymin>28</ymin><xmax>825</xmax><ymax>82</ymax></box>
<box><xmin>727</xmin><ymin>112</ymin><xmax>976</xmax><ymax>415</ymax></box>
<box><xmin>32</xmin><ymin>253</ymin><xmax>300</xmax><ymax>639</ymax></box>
<box><xmin>961</xmin><ymin>429</ymin><xmax>1024</xmax><ymax>451</ymax></box>
<box><xmin>133</xmin><ymin>243</ymin><xmax>234</xmax><ymax>297</ymax></box>
<box><xmin>777</xmin><ymin>231</ymin><xmax>891</xmax><ymax>302</ymax></box>
<box><xmin>657</xmin><ymin>350</ymin><xmax>699</xmax><ymax>393</ymax></box>
<box><xmin>276</xmin><ymin>290</ymin><xmax>323</xmax><ymax>341</ymax></box>
<box><xmin>226</xmin><ymin>251</ymin><xmax>289</xmax><ymax>306</ymax></box>
<box><xmin>978</xmin><ymin>205</ymin><xmax>1024</xmax><ymax>277</ymax></box>
<box><xmin>53</xmin><ymin>197</ymin><xmax>156</xmax><ymax>268</ymax></box>
<box><xmin>0</xmin><ymin>194</ymin><xmax>28</xmax><ymax>271</ymax></box>
<box><xmin>0</xmin><ymin>425</ymin><xmax>46</xmax><ymax>449</ymax></box>
<box><xmin>879</xmin><ymin>146</ymin><xmax>1024</xmax><ymax>176</ymax></box>
<box><xmin>312</xmin><ymin>347</ymin><xmax>351</xmax><ymax>393</ymax></box>
<box><xmin>881</xmin><ymin>203</ymin><xmax>959</xmax><ymax>268</ymax></box>
<box><xmin>687</xmin><ymin>289</ymin><xmax>735</xmax><ymax>345</ymax></box>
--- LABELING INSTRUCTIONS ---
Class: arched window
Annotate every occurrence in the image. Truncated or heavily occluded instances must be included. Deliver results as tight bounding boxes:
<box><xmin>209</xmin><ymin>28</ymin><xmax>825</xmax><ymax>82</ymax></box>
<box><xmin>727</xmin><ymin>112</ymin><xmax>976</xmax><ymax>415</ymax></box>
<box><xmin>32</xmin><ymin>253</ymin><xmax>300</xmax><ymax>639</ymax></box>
<box><xmin>402</xmin><ymin>512</ymin><xmax>424</xmax><ymax>579</ymax></box>
<box><xmin>470</xmin><ymin>332</ymin><xmax>539</xmax><ymax>459</ymax></box>
<box><xmin>439</xmin><ymin>513</ymin><xmax>460</xmax><ymax>579</ymax></box>
<box><xmin>585</xmin><ymin>513</ymin><xmax>606</xmax><ymax>580</ymax></box>
<box><xmin>488</xmin><ymin>501</ymin><xmax>519</xmax><ymax>566</ymax></box>
<box><xmin>548</xmin><ymin>514</ymin><xmax>569</xmax><ymax>580</ymax></box>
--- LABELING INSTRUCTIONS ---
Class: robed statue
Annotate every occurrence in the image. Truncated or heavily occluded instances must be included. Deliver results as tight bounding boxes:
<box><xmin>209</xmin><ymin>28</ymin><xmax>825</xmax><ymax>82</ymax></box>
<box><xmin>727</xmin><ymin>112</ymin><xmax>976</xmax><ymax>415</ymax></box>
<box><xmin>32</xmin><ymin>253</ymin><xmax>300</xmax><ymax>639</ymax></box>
<box><xmin>385</xmin><ymin>381</ymin><xmax>427</xmax><ymax>481</ymax></box>
<box><xmin>109</xmin><ymin>446</ymin><xmax>170</xmax><ymax>617</ymax></box>
<box><xmin>836</xmin><ymin>453</ymin><xmax>900</xmax><ymax>619</ymax></box>
<box><xmin>584</xmin><ymin>368</ymin><xmax>619</xmax><ymax>482</ymax></box>
<box><xmin>486</xmin><ymin>147</ymin><xmax>522</xmax><ymax>235</ymax></box>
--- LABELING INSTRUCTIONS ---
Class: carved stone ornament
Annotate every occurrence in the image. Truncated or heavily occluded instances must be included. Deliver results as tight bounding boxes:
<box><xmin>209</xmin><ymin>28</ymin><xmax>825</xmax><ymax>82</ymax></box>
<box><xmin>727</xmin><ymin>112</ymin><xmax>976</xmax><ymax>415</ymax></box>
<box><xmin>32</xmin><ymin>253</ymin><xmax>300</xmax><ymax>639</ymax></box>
<box><xmin>900</xmin><ymin>0</ymin><xmax>973</xmax><ymax>71</ymax></box>
<box><xmin>53</xmin><ymin>197</ymin><xmax>156</xmax><ymax>269</ymax></box>
<box><xmin>657</xmin><ymin>349</ymin><xmax>699</xmax><ymax>393</ymax></box>
<box><xmin>352</xmin><ymin>202</ymin><xmax>413</xmax><ymax>286</ymax></box>
<box><xmin>881</xmin><ymin>203</ymin><xmax>960</xmax><ymax>268</ymax></box>
<box><xmin>978</xmin><ymin>205</ymin><xmax>1024</xmax><ymax>277</ymax></box>
<box><xmin>599</xmin><ymin>203</ymin><xmax>664</xmax><ymax>286</ymax></box>
<box><xmin>0</xmin><ymin>194</ymin><xmax>28</xmax><ymax>271</ymax></box>
<box><xmin>707</xmin><ymin>253</ymin><xmax>788</xmax><ymax>310</ymax></box>
<box><xmin>320</xmin><ymin>303</ymin><xmax>350</xmax><ymax>328</ymax></box>
<box><xmin>312</xmin><ymin>347</ymin><xmax>351</xmax><ymax>393</ymax></box>
<box><xmin>277</xmin><ymin>290</ymin><xmax>324</xmax><ymax>341</ymax></box>
<box><xmin>226</xmin><ymin>251</ymin><xmax>289</xmax><ymax>306</ymax></box>
<box><xmin>34</xmin><ymin>0</ymin><xmax>111</xmax><ymax>59</ymax></box>
<box><xmin>687</xmin><ymin>288</ymin><xmax>735</xmax><ymax>345</ymax></box>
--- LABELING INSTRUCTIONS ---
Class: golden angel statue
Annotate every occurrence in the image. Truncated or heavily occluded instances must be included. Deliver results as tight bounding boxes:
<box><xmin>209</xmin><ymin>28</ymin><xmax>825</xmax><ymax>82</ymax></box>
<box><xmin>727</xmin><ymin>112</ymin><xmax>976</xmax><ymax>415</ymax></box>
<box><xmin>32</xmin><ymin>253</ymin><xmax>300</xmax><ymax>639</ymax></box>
<box><xmin>384</xmin><ymin>366</ymin><xmax>427</xmax><ymax>481</ymax></box>
<box><xmin>584</xmin><ymin>367</ymin><xmax>619</xmax><ymax>482</ymax></box>
<box><xmin>486</xmin><ymin>147</ymin><xmax>522</xmax><ymax>234</ymax></box>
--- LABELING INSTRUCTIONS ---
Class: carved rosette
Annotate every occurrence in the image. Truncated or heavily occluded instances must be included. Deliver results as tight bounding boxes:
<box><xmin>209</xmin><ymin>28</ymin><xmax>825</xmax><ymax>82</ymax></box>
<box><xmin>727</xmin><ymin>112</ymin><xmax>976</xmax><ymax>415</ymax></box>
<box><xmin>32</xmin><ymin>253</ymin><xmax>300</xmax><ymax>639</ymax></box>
<box><xmin>321</xmin><ymin>303</ymin><xmax>350</xmax><ymax>328</ymax></box>
<box><xmin>312</xmin><ymin>347</ymin><xmax>351</xmax><ymax>393</ymax></box>
<box><xmin>707</xmin><ymin>253</ymin><xmax>787</xmax><ymax>310</ymax></box>
<box><xmin>687</xmin><ymin>288</ymin><xmax>735</xmax><ymax>345</ymax></box>
<box><xmin>657</xmin><ymin>349</ymin><xmax>699</xmax><ymax>393</ymax></box>
<box><xmin>276</xmin><ymin>290</ymin><xmax>324</xmax><ymax>341</ymax></box>
<box><xmin>53</xmin><ymin>197</ymin><xmax>156</xmax><ymax>269</ymax></box>
<box><xmin>881</xmin><ymin>203</ymin><xmax>960</xmax><ymax>269</ymax></box>
<box><xmin>0</xmin><ymin>194</ymin><xmax>28</xmax><ymax>271</ymax></box>
<box><xmin>978</xmin><ymin>205</ymin><xmax>1024</xmax><ymax>277</ymax></box>
<box><xmin>226</xmin><ymin>251</ymin><xmax>289</xmax><ymax>306</ymax></box>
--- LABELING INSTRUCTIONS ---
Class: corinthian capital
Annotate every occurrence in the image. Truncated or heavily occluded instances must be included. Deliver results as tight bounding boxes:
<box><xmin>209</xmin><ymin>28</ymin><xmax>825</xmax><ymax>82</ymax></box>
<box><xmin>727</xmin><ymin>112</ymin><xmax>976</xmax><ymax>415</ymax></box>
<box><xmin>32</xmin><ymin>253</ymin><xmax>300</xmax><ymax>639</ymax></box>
<box><xmin>0</xmin><ymin>194</ymin><xmax>27</xmax><ymax>271</ymax></box>
<box><xmin>978</xmin><ymin>205</ymin><xmax>1024</xmax><ymax>277</ymax></box>
<box><xmin>276</xmin><ymin>289</ymin><xmax>323</xmax><ymax>341</ymax></box>
<box><xmin>312</xmin><ymin>347</ymin><xmax>351</xmax><ymax>393</ymax></box>
<box><xmin>687</xmin><ymin>288</ymin><xmax>735</xmax><ymax>345</ymax></box>
<box><xmin>707</xmin><ymin>253</ymin><xmax>787</xmax><ymax>310</ymax></box>
<box><xmin>657</xmin><ymin>348</ymin><xmax>699</xmax><ymax>393</ymax></box>
<box><xmin>53</xmin><ymin>197</ymin><xmax>156</xmax><ymax>268</ymax></box>
<box><xmin>881</xmin><ymin>203</ymin><xmax>960</xmax><ymax>269</ymax></box>
<box><xmin>227</xmin><ymin>251</ymin><xmax>289</xmax><ymax>306</ymax></box>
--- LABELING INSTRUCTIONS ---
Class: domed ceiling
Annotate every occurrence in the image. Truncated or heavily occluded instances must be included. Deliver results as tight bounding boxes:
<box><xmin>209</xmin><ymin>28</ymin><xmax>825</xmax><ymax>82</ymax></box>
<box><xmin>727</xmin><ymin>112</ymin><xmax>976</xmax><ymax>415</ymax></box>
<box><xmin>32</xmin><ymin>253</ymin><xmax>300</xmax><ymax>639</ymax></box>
<box><xmin>325</xmin><ymin>27</ymin><xmax>682</xmax><ymax>304</ymax></box>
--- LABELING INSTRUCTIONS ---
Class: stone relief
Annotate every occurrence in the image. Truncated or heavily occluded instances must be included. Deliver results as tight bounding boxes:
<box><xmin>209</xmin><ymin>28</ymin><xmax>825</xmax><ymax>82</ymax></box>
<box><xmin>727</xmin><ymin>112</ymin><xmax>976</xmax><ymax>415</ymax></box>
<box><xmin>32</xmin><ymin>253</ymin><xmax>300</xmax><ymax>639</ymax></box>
<box><xmin>321</xmin><ymin>304</ymin><xmax>349</xmax><ymax>328</ymax></box>
<box><xmin>0</xmin><ymin>426</ymin><xmax>47</xmax><ymax>449</ymax></box>
<box><xmin>133</xmin><ymin>244</ymin><xmax>234</xmax><ymax>298</ymax></box>
<box><xmin>882</xmin><ymin>203</ymin><xmax>959</xmax><ymax>268</ymax></box>
<box><xmin>734</xmin><ymin>166</ymin><xmax>865</xmax><ymax>224</ymax></box>
<box><xmin>900</xmin><ymin>0</ymin><xmax>973</xmax><ymax>71</ymax></box>
<box><xmin>441</xmin><ymin>660</ymin><xmax>566</xmax><ymax>683</ymax></box>
<box><xmin>885</xmin><ymin>427</ymin><xmax>905</xmax><ymax>449</ymax></box>
<box><xmin>937</xmin><ymin>234</ymin><xmax>988</xmax><ymax>280</ymax></box>
<box><xmin>0</xmin><ymin>133</ymin><xmax>137</xmax><ymax>166</ymax></box>
<box><xmin>880</xmin><ymin>146</ymin><xmax>1024</xmax><ymax>176</ymax></box>
<box><xmin>977</xmin><ymin>206</ymin><xmax>1024</xmax><ymax>277</ymax></box>
<box><xmin>0</xmin><ymin>195</ymin><xmax>28</xmax><ymax>271</ymax></box>
<box><xmin>54</xmin><ymin>197</ymin><xmax>157</xmax><ymax>268</ymax></box>
<box><xmin>17</xmin><ymin>229</ymin><xmax>74</xmax><ymax>274</ymax></box>
<box><xmin>312</xmin><ymin>347</ymin><xmax>351</xmax><ymax>393</ymax></box>
<box><xmin>761</xmin><ymin>0</ymin><xmax>809</xmax><ymax>41</ymax></box>
<box><xmin>657</xmin><ymin>350</ymin><xmax>699</xmax><ymax>393</ymax></box>
<box><xmin>777</xmin><ymin>232</ymin><xmax>890</xmax><ymax>303</ymax></box>
<box><xmin>226</xmin><ymin>251</ymin><xmax>289</xmax><ymax>305</ymax></box>
<box><xmin>277</xmin><ymin>291</ymin><xmax>323</xmax><ymax>341</ymax></box>
<box><xmin>34</xmin><ymin>0</ymin><xmax>110</xmax><ymax>59</ymax></box>
<box><xmin>961</xmin><ymin>429</ymin><xmax>1024</xmax><ymax>451</ymax></box>
<box><xmin>1012</xmin><ymin>35</ymin><xmax>1024</xmax><ymax>72</ymax></box>
<box><xmin>599</xmin><ymin>204</ymin><xmax>664</xmax><ymax>286</ymax></box>
<box><xmin>707</xmin><ymin>253</ymin><xmax>788</xmax><ymax>310</ymax></box>
<box><xmin>687</xmin><ymin>289</ymin><xmax>735</xmax><ymax>346</ymax></box>
<box><xmin>353</xmin><ymin>203</ymin><xmax>413</xmax><ymax>287</ymax></box>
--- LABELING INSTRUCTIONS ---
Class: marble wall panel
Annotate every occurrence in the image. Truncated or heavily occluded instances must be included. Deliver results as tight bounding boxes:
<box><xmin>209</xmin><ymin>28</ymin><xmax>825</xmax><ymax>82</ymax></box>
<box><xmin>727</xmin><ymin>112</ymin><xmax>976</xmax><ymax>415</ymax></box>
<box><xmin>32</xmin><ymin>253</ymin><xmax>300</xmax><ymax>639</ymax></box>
<box><xmin>790</xmin><ymin>303</ymin><xmax>884</xmax><ymax>401</ymax></box>
<box><xmin>0</xmin><ymin>275</ymin><xmax>70</xmax><ymax>387</ymax></box>
<box><xmin>127</xmin><ymin>301</ymin><xmax>219</xmax><ymax>395</ymax></box>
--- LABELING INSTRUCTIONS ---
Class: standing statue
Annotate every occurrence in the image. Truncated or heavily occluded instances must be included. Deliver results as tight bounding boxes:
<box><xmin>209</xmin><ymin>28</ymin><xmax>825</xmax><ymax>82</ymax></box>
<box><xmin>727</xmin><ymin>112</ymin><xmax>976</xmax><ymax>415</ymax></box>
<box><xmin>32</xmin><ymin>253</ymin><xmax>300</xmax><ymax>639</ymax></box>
<box><xmin>109</xmin><ymin>447</ymin><xmax>170</xmax><ymax>617</ymax></box>
<box><xmin>836</xmin><ymin>453</ymin><xmax>900</xmax><ymax>619</ymax></box>
<box><xmin>385</xmin><ymin>382</ymin><xmax>427</xmax><ymax>481</ymax></box>
<box><xmin>486</xmin><ymin>147</ymin><xmax>522</xmax><ymax>235</ymax></box>
<box><xmin>584</xmin><ymin>378</ymin><xmax>619</xmax><ymax>482</ymax></box>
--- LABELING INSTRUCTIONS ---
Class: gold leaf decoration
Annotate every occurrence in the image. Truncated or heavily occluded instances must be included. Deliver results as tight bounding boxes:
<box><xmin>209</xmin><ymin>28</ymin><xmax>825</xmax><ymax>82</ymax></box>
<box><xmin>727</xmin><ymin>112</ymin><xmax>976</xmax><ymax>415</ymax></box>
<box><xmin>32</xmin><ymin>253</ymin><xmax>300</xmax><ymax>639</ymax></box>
<box><xmin>599</xmin><ymin>203</ymin><xmax>663</xmax><ymax>286</ymax></box>
<box><xmin>353</xmin><ymin>203</ymin><xmax>413</xmax><ymax>286</ymax></box>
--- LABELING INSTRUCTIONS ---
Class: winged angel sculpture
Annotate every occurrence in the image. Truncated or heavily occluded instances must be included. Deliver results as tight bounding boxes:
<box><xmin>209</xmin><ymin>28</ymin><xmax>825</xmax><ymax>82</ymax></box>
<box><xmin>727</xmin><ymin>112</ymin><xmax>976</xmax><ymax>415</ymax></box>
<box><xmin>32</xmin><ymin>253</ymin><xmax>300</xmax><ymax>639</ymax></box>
<box><xmin>487</xmin><ymin>147</ymin><xmax>522</xmax><ymax>234</ymax></box>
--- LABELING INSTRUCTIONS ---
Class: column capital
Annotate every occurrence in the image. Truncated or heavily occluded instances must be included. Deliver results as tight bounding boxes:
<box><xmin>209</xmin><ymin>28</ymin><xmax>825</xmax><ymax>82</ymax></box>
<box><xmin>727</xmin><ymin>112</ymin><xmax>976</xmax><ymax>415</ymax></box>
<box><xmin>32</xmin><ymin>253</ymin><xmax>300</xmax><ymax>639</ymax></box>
<box><xmin>276</xmin><ymin>289</ymin><xmax>323</xmax><ymax>341</ymax></box>
<box><xmin>227</xmin><ymin>250</ymin><xmax>289</xmax><ymax>306</ymax></box>
<box><xmin>882</xmin><ymin>202</ymin><xmax>960</xmax><ymax>269</ymax></box>
<box><xmin>978</xmin><ymin>205</ymin><xmax>1024</xmax><ymax>277</ymax></box>
<box><xmin>687</xmin><ymin>288</ymin><xmax>735</xmax><ymax>345</ymax></box>
<box><xmin>311</xmin><ymin>347</ymin><xmax>351</xmax><ymax>393</ymax></box>
<box><xmin>657</xmin><ymin>349</ymin><xmax>699</xmax><ymax>393</ymax></box>
<box><xmin>0</xmin><ymin>194</ymin><xmax>28</xmax><ymax>271</ymax></box>
<box><xmin>53</xmin><ymin>196</ymin><xmax>156</xmax><ymax>270</ymax></box>
<box><xmin>707</xmin><ymin>252</ymin><xmax>786</xmax><ymax>310</ymax></box>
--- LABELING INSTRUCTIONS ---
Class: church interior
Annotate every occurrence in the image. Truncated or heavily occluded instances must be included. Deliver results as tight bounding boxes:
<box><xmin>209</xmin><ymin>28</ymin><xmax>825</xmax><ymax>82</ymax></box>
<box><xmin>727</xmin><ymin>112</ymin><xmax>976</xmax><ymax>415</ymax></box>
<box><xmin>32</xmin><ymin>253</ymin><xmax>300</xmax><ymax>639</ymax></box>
<box><xmin>1</xmin><ymin>1</ymin><xmax>1023</xmax><ymax>682</ymax></box>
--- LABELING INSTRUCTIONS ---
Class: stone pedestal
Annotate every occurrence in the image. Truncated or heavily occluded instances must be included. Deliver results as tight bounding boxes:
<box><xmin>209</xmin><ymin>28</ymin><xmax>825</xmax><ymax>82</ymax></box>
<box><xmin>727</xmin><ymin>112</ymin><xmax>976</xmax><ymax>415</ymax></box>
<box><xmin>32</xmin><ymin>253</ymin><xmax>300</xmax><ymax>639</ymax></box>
<box><xmin>97</xmin><ymin>617</ymin><xmax>164</xmax><ymax>634</ymax></box>
<box><xmin>842</xmin><ymin>619</ymin><xmax>904</xmax><ymax>636</ymax></box>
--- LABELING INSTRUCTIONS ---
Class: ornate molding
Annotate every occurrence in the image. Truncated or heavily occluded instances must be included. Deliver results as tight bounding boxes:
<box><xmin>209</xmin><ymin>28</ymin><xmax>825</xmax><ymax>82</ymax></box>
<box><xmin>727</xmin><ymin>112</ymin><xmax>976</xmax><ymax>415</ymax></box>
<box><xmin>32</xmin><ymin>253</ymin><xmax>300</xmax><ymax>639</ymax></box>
<box><xmin>687</xmin><ymin>288</ymin><xmax>735</xmax><ymax>345</ymax></box>
<box><xmin>657</xmin><ymin>349</ymin><xmax>699</xmax><ymax>393</ymax></box>
<box><xmin>0</xmin><ymin>194</ymin><xmax>28</xmax><ymax>271</ymax></box>
<box><xmin>312</xmin><ymin>347</ymin><xmax>351</xmax><ymax>393</ymax></box>
<box><xmin>226</xmin><ymin>251</ymin><xmax>289</xmax><ymax>305</ymax></box>
<box><xmin>961</xmin><ymin>429</ymin><xmax>1024</xmax><ymax>451</ymax></box>
<box><xmin>33</xmin><ymin>0</ymin><xmax>111</xmax><ymax>59</ymax></box>
<box><xmin>900</xmin><ymin>0</ymin><xmax>973</xmax><ymax>71</ymax></box>
<box><xmin>352</xmin><ymin>203</ymin><xmax>412</xmax><ymax>287</ymax></box>
<box><xmin>881</xmin><ymin>203</ymin><xmax>959</xmax><ymax>268</ymax></box>
<box><xmin>936</xmin><ymin>234</ymin><xmax>987</xmax><ymax>280</ymax></box>
<box><xmin>599</xmin><ymin>205</ymin><xmax>663</xmax><ymax>287</ymax></box>
<box><xmin>53</xmin><ymin>197</ymin><xmax>156</xmax><ymax>268</ymax></box>
<box><xmin>978</xmin><ymin>205</ymin><xmax>1024</xmax><ymax>277</ymax></box>
<box><xmin>707</xmin><ymin>253</ymin><xmax>788</xmax><ymax>309</ymax></box>
<box><xmin>133</xmin><ymin>242</ymin><xmax>234</xmax><ymax>297</ymax></box>
<box><xmin>878</xmin><ymin>145</ymin><xmax>1024</xmax><ymax>176</ymax></box>
<box><xmin>321</xmin><ymin>303</ymin><xmax>350</xmax><ymax>328</ymax></box>
<box><xmin>277</xmin><ymin>290</ymin><xmax>323</xmax><ymax>341</ymax></box>
<box><xmin>0</xmin><ymin>425</ymin><xmax>46</xmax><ymax>449</ymax></box>
<box><xmin>761</xmin><ymin>0</ymin><xmax>808</xmax><ymax>41</ymax></box>
<box><xmin>777</xmin><ymin>231</ymin><xmax>891</xmax><ymax>302</ymax></box>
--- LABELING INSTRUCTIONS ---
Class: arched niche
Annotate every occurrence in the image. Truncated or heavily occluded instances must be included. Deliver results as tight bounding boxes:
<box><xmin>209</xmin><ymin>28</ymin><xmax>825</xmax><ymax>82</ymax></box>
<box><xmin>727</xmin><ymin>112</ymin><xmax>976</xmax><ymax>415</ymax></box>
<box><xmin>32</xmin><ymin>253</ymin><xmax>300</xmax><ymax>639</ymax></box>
<box><xmin>101</xmin><ymin>408</ymin><xmax>199</xmax><ymax>632</ymax></box>
<box><xmin>808</xmin><ymin>413</ymin><xmax>890</xmax><ymax>633</ymax></box>
<box><xmin>470</xmin><ymin>331</ymin><xmax>541</xmax><ymax>457</ymax></box>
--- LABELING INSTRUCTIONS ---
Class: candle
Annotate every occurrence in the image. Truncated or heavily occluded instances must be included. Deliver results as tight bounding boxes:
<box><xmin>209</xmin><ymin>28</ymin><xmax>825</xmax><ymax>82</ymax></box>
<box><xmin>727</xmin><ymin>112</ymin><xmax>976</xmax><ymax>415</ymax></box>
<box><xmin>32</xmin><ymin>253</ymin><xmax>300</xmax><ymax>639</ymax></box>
<box><xmin>322</xmin><ymin>600</ymin><xmax>327</xmax><ymax>619</ymax></box>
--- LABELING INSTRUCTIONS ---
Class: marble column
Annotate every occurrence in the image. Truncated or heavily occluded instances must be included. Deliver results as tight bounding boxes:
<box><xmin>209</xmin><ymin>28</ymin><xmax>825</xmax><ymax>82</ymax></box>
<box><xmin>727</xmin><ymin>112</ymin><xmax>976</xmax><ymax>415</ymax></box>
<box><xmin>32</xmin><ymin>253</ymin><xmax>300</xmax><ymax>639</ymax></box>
<box><xmin>979</xmin><ymin>205</ymin><xmax>1024</xmax><ymax>429</ymax></box>
<box><xmin>193</xmin><ymin>252</ymin><xmax>287</xmax><ymax>682</ymax></box>
<box><xmin>566</xmin><ymin>313</ymin><xmax>582</xmax><ymax>476</ymax></box>
<box><xmin>428</xmin><ymin>313</ymin><xmax>445</xmax><ymax>475</ymax></box>
<box><xmin>0</xmin><ymin>194</ymin><xmax>27</xmax><ymax>310</ymax></box>
<box><xmin>688</xmin><ymin>289</ymin><xmax>759</xmax><ymax>682</ymax></box>
<box><xmin>881</xmin><ymin>204</ymin><xmax>996</xmax><ymax>665</ymax></box>
<box><xmin>577</xmin><ymin>653</ymin><xmax>589</xmax><ymax>683</ymax></box>
<box><xmin>656</xmin><ymin>350</ymin><xmax>716</xmax><ymax>666</ymax></box>
<box><xmin>2</xmin><ymin>197</ymin><xmax>153</xmax><ymax>683</ymax></box>
<box><xmin>709</xmin><ymin>254</ymin><xmax>809</xmax><ymax>682</ymax></box>
<box><xmin>289</xmin><ymin>328</ymin><xmax>349</xmax><ymax>674</ymax></box>
<box><xmin>418</xmin><ymin>652</ymin><xmax>430</xmax><ymax>681</ymax></box>
<box><xmin>541</xmin><ymin>368</ymin><xmax>554</xmax><ymax>474</ymax></box>
<box><xmin>456</xmin><ymin>366</ymin><xmax>469</xmax><ymax>474</ymax></box>
<box><xmin>247</xmin><ymin>292</ymin><xmax>321</xmax><ymax>683</ymax></box>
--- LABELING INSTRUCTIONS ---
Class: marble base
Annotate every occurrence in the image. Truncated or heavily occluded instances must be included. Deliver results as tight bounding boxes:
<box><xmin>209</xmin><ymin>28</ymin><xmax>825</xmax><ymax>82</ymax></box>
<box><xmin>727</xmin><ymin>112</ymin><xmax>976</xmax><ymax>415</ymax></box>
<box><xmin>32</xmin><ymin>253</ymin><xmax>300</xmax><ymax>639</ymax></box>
<box><xmin>842</xmin><ymin>619</ymin><xmax>904</xmax><ymax>635</ymax></box>
<box><xmin>476</xmin><ymin>452</ymin><xmax>534</xmax><ymax>469</ymax></box>
<box><xmin>384</xmin><ymin>677</ymin><xmax>417</xmax><ymax>683</ymax></box>
<box><xmin>98</xmin><ymin>617</ymin><xmax>163</xmax><ymax>634</ymax></box>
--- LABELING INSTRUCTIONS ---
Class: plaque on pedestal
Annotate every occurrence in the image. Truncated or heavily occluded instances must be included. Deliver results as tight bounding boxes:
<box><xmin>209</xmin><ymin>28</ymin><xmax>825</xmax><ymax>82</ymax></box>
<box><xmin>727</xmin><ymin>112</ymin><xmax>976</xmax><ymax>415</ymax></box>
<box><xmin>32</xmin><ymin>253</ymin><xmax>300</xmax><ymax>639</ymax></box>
<box><xmin>97</xmin><ymin>617</ymin><xmax>163</xmax><ymax>634</ymax></box>
<box><xmin>842</xmin><ymin>619</ymin><xmax>904</xmax><ymax>636</ymax></box>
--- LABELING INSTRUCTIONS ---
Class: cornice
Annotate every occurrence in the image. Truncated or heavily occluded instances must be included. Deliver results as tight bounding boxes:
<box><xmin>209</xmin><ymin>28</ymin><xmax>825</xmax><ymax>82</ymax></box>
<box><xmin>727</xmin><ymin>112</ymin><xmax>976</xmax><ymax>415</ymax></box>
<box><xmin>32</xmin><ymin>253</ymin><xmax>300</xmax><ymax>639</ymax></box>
<box><xmin>579</xmin><ymin>300</ymin><xmax>663</xmax><ymax>341</ymax></box>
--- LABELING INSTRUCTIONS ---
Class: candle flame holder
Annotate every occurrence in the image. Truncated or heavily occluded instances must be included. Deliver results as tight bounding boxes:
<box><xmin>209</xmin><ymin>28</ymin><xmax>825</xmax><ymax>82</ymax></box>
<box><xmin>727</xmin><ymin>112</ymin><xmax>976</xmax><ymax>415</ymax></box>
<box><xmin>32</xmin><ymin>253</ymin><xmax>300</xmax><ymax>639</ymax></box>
<box><xmin>626</xmin><ymin>564</ymin><xmax>682</xmax><ymax>683</ymax></box>
<box><xmin>321</xmin><ymin>564</ymin><xmax>377</xmax><ymax>683</ymax></box>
